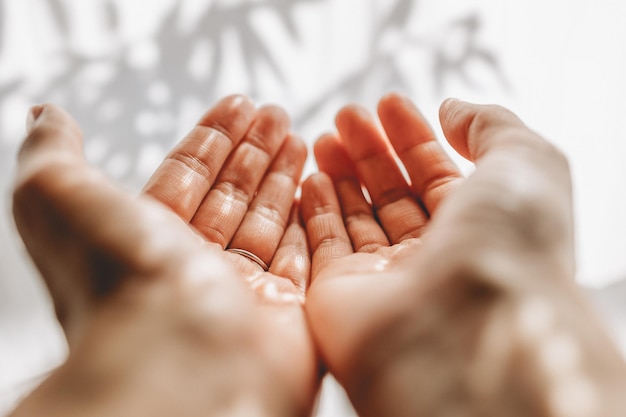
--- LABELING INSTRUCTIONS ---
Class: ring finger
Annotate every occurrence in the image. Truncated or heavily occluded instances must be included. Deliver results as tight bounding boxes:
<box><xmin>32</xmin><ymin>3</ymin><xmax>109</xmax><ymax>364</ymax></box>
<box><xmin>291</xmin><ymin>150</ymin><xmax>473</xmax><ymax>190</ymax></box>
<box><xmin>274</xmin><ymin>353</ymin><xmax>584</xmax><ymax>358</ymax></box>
<box><xmin>314</xmin><ymin>133</ymin><xmax>389</xmax><ymax>253</ymax></box>
<box><xmin>228</xmin><ymin>134</ymin><xmax>307</xmax><ymax>267</ymax></box>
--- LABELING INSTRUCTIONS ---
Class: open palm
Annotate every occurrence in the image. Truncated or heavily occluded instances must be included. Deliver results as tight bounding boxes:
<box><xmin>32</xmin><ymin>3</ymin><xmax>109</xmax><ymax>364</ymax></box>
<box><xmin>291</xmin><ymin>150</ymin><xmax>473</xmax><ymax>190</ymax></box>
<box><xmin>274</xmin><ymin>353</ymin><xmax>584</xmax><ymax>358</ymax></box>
<box><xmin>301</xmin><ymin>94</ymin><xmax>465</xmax><ymax>400</ymax></box>
<box><xmin>140</xmin><ymin>95</ymin><xmax>319</xmax><ymax>413</ymax></box>
<box><xmin>301</xmin><ymin>94</ymin><xmax>583</xmax><ymax>416</ymax></box>
<box><xmin>143</xmin><ymin>95</ymin><xmax>312</xmax><ymax>299</ymax></box>
<box><xmin>12</xmin><ymin>97</ymin><xmax>318</xmax><ymax>417</ymax></box>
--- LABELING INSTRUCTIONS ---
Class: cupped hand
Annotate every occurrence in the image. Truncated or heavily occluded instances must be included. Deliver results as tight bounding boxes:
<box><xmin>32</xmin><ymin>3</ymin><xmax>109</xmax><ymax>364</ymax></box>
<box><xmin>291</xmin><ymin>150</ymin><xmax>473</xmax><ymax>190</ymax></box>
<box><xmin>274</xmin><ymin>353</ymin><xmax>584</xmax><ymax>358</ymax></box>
<box><xmin>143</xmin><ymin>95</ymin><xmax>311</xmax><ymax>300</ymax></box>
<box><xmin>11</xmin><ymin>96</ymin><xmax>318</xmax><ymax>417</ymax></box>
<box><xmin>301</xmin><ymin>94</ymin><xmax>463</xmax><ymax>403</ymax></box>
<box><xmin>301</xmin><ymin>94</ymin><xmax>626</xmax><ymax>416</ymax></box>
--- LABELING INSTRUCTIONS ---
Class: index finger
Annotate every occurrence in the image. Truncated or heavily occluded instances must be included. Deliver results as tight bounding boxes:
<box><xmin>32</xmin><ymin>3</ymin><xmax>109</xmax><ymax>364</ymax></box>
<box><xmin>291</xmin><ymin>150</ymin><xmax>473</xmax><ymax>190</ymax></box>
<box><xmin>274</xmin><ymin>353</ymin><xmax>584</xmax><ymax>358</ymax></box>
<box><xmin>143</xmin><ymin>95</ymin><xmax>255</xmax><ymax>222</ymax></box>
<box><xmin>378</xmin><ymin>93</ymin><xmax>463</xmax><ymax>214</ymax></box>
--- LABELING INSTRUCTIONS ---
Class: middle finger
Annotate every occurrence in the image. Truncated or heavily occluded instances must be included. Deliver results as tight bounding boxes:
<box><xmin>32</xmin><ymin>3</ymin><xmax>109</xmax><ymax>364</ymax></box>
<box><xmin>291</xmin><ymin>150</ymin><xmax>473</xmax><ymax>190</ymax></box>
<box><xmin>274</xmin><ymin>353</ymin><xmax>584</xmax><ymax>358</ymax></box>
<box><xmin>228</xmin><ymin>134</ymin><xmax>307</xmax><ymax>266</ymax></box>
<box><xmin>335</xmin><ymin>105</ymin><xmax>428</xmax><ymax>244</ymax></box>
<box><xmin>190</xmin><ymin>105</ymin><xmax>290</xmax><ymax>247</ymax></box>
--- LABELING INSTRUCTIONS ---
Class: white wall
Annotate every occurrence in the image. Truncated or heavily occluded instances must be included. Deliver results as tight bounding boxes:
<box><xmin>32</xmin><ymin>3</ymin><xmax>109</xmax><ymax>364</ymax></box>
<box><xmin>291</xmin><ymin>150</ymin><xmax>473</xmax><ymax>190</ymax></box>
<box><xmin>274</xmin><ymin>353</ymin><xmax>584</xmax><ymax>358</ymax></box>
<box><xmin>1</xmin><ymin>0</ymin><xmax>625</xmax><ymax>414</ymax></box>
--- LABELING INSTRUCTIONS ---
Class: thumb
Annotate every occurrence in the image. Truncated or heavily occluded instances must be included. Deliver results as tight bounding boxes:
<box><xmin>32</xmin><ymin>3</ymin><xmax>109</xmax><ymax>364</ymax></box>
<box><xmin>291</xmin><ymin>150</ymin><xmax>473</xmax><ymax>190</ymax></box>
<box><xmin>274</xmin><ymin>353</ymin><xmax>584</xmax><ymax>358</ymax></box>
<box><xmin>438</xmin><ymin>99</ymin><xmax>571</xmax><ymax>194</ymax></box>
<box><xmin>12</xmin><ymin>104</ymin><xmax>93</xmax><ymax>331</ymax></box>
<box><xmin>439</xmin><ymin>98</ymin><xmax>551</xmax><ymax>162</ymax></box>
<box><xmin>17</xmin><ymin>104</ymin><xmax>85</xmax><ymax>180</ymax></box>
<box><xmin>12</xmin><ymin>105</ymin><xmax>201</xmax><ymax>337</ymax></box>
<box><xmin>436</xmin><ymin>99</ymin><xmax>575</xmax><ymax>278</ymax></box>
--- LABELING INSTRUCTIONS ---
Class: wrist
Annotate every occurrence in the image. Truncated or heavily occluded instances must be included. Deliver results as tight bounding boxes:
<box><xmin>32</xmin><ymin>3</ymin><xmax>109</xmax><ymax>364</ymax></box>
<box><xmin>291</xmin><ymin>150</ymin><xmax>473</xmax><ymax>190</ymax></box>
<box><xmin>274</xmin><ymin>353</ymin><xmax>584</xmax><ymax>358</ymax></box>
<box><xmin>10</xmin><ymin>311</ymin><xmax>303</xmax><ymax>417</ymax></box>
<box><xmin>342</xmin><ymin>264</ymin><xmax>626</xmax><ymax>417</ymax></box>
<box><xmin>10</xmin><ymin>364</ymin><xmax>297</xmax><ymax>417</ymax></box>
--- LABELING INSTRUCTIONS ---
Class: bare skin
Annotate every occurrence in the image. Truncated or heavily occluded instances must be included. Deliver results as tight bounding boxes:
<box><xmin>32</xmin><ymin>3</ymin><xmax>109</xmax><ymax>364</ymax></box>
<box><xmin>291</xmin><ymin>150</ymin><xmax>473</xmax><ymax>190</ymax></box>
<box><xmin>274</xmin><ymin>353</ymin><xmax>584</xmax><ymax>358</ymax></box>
<box><xmin>10</xmin><ymin>96</ymin><xmax>318</xmax><ymax>417</ymax></box>
<box><xmin>9</xmin><ymin>93</ymin><xmax>626</xmax><ymax>417</ymax></box>
<box><xmin>301</xmin><ymin>94</ymin><xmax>626</xmax><ymax>417</ymax></box>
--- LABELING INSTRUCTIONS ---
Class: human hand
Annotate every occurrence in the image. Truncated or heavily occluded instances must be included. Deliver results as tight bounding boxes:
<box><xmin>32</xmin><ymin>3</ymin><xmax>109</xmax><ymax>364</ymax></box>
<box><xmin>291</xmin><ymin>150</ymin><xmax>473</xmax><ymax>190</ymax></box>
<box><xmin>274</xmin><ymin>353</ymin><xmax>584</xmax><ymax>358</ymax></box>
<box><xmin>10</xmin><ymin>96</ymin><xmax>318</xmax><ymax>417</ymax></box>
<box><xmin>301</xmin><ymin>94</ymin><xmax>626</xmax><ymax>416</ymax></box>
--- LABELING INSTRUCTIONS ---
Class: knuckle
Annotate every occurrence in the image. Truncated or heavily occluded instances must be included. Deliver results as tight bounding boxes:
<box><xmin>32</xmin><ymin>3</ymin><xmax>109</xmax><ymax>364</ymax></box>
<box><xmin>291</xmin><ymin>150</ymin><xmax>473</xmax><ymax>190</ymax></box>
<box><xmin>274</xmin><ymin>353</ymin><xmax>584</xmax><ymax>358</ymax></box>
<box><xmin>167</xmin><ymin>150</ymin><xmax>212</xmax><ymax>180</ymax></box>
<box><xmin>253</xmin><ymin>200</ymin><xmax>285</xmax><ymax>227</ymax></box>
<box><xmin>243</xmin><ymin>129</ymin><xmax>274</xmax><ymax>156</ymax></box>
<box><xmin>214</xmin><ymin>179</ymin><xmax>253</xmax><ymax>206</ymax></box>
<box><xmin>197</xmin><ymin>119</ymin><xmax>233</xmax><ymax>145</ymax></box>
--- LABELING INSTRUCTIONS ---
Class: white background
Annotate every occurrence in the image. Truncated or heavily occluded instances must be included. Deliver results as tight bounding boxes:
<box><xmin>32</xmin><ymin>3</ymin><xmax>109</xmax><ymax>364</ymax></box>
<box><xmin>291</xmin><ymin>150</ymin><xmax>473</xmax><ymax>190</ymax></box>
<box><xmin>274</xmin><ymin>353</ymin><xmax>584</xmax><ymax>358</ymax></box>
<box><xmin>1</xmin><ymin>0</ymin><xmax>626</xmax><ymax>415</ymax></box>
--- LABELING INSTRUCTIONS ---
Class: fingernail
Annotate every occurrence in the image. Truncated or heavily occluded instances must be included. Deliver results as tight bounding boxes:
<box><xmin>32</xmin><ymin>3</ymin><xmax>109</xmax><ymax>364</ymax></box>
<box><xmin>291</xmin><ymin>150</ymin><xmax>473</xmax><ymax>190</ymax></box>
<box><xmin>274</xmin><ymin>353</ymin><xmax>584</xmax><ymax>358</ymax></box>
<box><xmin>26</xmin><ymin>105</ymin><xmax>44</xmax><ymax>134</ymax></box>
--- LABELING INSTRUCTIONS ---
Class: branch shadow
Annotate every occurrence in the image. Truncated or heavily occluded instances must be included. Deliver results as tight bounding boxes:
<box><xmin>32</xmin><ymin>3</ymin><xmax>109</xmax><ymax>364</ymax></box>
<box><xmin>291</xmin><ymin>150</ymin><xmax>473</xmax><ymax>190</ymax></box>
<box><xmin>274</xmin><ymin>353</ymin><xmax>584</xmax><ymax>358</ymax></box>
<box><xmin>0</xmin><ymin>0</ymin><xmax>506</xmax><ymax>189</ymax></box>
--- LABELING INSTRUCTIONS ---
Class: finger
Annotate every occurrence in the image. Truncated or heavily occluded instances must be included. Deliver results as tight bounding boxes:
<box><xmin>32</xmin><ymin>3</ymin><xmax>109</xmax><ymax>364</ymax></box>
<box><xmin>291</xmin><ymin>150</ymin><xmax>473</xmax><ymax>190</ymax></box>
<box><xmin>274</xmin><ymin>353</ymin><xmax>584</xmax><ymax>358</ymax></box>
<box><xmin>377</xmin><ymin>93</ymin><xmax>463</xmax><ymax>213</ymax></box>
<box><xmin>301</xmin><ymin>173</ymin><xmax>353</xmax><ymax>279</ymax></box>
<box><xmin>190</xmin><ymin>105</ymin><xmax>290</xmax><ymax>247</ymax></box>
<box><xmin>14</xmin><ymin>105</ymin><xmax>199</xmax><ymax>271</ymax></box>
<box><xmin>439</xmin><ymin>99</ymin><xmax>570</xmax><ymax>185</ymax></box>
<box><xmin>228</xmin><ymin>134</ymin><xmax>307</xmax><ymax>266</ymax></box>
<box><xmin>438</xmin><ymin>99</ymin><xmax>570</xmax><ymax>178</ymax></box>
<box><xmin>13</xmin><ymin>105</ymin><xmax>197</xmax><ymax>331</ymax></box>
<box><xmin>269</xmin><ymin>202</ymin><xmax>311</xmax><ymax>295</ymax></box>
<box><xmin>314</xmin><ymin>133</ymin><xmax>389</xmax><ymax>253</ymax></box>
<box><xmin>17</xmin><ymin>105</ymin><xmax>84</xmax><ymax>177</ymax></box>
<box><xmin>335</xmin><ymin>105</ymin><xmax>428</xmax><ymax>243</ymax></box>
<box><xmin>142</xmin><ymin>95</ymin><xmax>255</xmax><ymax>222</ymax></box>
<box><xmin>14</xmin><ymin>105</ymin><xmax>92</xmax><ymax>330</ymax></box>
<box><xmin>438</xmin><ymin>99</ymin><xmax>574</xmax><ymax>264</ymax></box>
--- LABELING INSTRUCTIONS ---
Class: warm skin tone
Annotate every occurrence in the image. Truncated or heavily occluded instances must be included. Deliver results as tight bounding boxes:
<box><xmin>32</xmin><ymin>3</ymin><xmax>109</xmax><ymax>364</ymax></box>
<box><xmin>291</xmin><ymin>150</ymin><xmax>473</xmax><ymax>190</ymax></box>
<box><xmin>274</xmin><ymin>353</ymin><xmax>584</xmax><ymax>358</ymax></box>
<box><xmin>301</xmin><ymin>95</ymin><xmax>626</xmax><ymax>416</ymax></box>
<box><xmin>9</xmin><ymin>93</ymin><xmax>626</xmax><ymax>416</ymax></box>
<box><xmin>10</xmin><ymin>96</ymin><xmax>318</xmax><ymax>417</ymax></box>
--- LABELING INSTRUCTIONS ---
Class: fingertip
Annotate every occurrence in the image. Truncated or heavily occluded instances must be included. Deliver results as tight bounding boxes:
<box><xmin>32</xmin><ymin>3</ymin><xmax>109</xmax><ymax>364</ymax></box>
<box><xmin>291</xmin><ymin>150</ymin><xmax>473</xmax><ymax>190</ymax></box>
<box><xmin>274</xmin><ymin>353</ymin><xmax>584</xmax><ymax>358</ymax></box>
<box><xmin>300</xmin><ymin>173</ymin><xmax>332</xmax><ymax>215</ymax></box>
<box><xmin>335</xmin><ymin>104</ymin><xmax>371</xmax><ymax>130</ymax></box>
<box><xmin>439</xmin><ymin>98</ymin><xmax>534</xmax><ymax>161</ymax></box>
<box><xmin>440</xmin><ymin>97</ymin><xmax>462</xmax><ymax>109</ymax></box>
<box><xmin>314</xmin><ymin>132</ymin><xmax>339</xmax><ymax>148</ymax></box>
<box><xmin>301</xmin><ymin>172</ymin><xmax>332</xmax><ymax>195</ymax></box>
<box><xmin>377</xmin><ymin>93</ymin><xmax>430</xmax><ymax>138</ymax></box>
<box><xmin>313</xmin><ymin>133</ymin><xmax>339</xmax><ymax>163</ymax></box>
<box><xmin>257</xmin><ymin>104</ymin><xmax>291</xmax><ymax>129</ymax></box>
<box><xmin>438</xmin><ymin>97</ymin><xmax>462</xmax><ymax>124</ymax></box>
<box><xmin>380</xmin><ymin>91</ymin><xmax>404</xmax><ymax>102</ymax></box>
<box><xmin>14</xmin><ymin>104</ymin><xmax>89</xmax><ymax>221</ymax></box>
<box><xmin>222</xmin><ymin>93</ymin><xmax>254</xmax><ymax>108</ymax></box>
<box><xmin>220</xmin><ymin>94</ymin><xmax>256</xmax><ymax>115</ymax></box>
<box><xmin>438</xmin><ymin>98</ymin><xmax>472</xmax><ymax>159</ymax></box>
<box><xmin>197</xmin><ymin>94</ymin><xmax>255</xmax><ymax>130</ymax></box>
<box><xmin>301</xmin><ymin>172</ymin><xmax>335</xmax><ymax>214</ymax></box>
<box><xmin>313</xmin><ymin>134</ymin><xmax>359</xmax><ymax>184</ymax></box>
<box><xmin>19</xmin><ymin>103</ymin><xmax>84</xmax><ymax>164</ymax></box>
<box><xmin>25</xmin><ymin>105</ymin><xmax>44</xmax><ymax>133</ymax></box>
<box><xmin>377</xmin><ymin>91</ymin><xmax>409</xmax><ymax>115</ymax></box>
<box><xmin>31</xmin><ymin>103</ymin><xmax>82</xmax><ymax>133</ymax></box>
<box><xmin>276</xmin><ymin>133</ymin><xmax>308</xmax><ymax>176</ymax></box>
<box><xmin>288</xmin><ymin>133</ymin><xmax>308</xmax><ymax>161</ymax></box>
